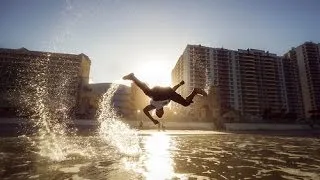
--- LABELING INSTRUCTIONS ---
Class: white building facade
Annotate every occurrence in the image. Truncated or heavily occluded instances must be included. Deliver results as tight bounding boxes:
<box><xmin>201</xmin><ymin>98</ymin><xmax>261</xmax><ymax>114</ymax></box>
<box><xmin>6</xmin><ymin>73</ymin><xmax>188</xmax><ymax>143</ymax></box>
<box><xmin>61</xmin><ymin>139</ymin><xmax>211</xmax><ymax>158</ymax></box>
<box><xmin>172</xmin><ymin>44</ymin><xmax>304</xmax><ymax>120</ymax></box>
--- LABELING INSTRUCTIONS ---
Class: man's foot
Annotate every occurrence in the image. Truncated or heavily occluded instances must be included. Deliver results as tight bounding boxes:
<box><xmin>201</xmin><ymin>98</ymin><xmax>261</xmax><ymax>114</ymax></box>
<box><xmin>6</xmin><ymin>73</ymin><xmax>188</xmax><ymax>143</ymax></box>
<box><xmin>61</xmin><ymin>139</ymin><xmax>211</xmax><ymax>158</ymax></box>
<box><xmin>179</xmin><ymin>80</ymin><xmax>185</xmax><ymax>85</ymax></box>
<box><xmin>151</xmin><ymin>119</ymin><xmax>159</xmax><ymax>125</ymax></box>
<box><xmin>194</xmin><ymin>88</ymin><xmax>208</xmax><ymax>96</ymax></box>
<box><xmin>122</xmin><ymin>73</ymin><xmax>134</xmax><ymax>80</ymax></box>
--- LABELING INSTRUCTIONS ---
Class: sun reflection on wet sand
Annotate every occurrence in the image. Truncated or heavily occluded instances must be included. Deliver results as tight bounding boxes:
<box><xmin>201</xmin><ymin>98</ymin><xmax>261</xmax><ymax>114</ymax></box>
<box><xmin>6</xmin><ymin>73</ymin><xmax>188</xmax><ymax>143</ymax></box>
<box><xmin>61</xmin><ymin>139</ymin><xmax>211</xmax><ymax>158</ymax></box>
<box><xmin>121</xmin><ymin>133</ymin><xmax>178</xmax><ymax>180</ymax></box>
<box><xmin>144</xmin><ymin>133</ymin><xmax>175</xmax><ymax>180</ymax></box>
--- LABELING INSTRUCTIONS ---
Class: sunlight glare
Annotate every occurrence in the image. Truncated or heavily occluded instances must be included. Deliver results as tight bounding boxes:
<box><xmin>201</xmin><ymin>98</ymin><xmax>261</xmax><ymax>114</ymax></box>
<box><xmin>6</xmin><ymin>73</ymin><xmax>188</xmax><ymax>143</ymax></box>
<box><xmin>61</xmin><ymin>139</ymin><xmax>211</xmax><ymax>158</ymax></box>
<box><xmin>144</xmin><ymin>133</ymin><xmax>175</xmax><ymax>180</ymax></box>
<box><xmin>113</xmin><ymin>79</ymin><xmax>132</xmax><ymax>86</ymax></box>
<box><xmin>135</xmin><ymin>60</ymin><xmax>172</xmax><ymax>88</ymax></box>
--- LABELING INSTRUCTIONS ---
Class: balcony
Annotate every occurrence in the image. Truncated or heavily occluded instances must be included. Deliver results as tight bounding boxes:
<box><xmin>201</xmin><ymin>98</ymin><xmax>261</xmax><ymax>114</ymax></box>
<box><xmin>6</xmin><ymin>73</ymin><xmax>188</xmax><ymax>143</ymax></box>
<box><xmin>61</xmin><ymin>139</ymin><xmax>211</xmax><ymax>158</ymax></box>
<box><xmin>242</xmin><ymin>75</ymin><xmax>257</xmax><ymax>80</ymax></box>
<box><xmin>240</xmin><ymin>61</ymin><xmax>256</xmax><ymax>66</ymax></box>
<box><xmin>239</xmin><ymin>54</ymin><xmax>255</xmax><ymax>59</ymax></box>
<box><xmin>243</xmin><ymin>93</ymin><xmax>258</xmax><ymax>97</ymax></box>
<box><xmin>243</xmin><ymin>95</ymin><xmax>259</xmax><ymax>100</ymax></box>
<box><xmin>243</xmin><ymin>93</ymin><xmax>259</xmax><ymax>98</ymax></box>
<box><xmin>242</xmin><ymin>81</ymin><xmax>258</xmax><ymax>85</ymax></box>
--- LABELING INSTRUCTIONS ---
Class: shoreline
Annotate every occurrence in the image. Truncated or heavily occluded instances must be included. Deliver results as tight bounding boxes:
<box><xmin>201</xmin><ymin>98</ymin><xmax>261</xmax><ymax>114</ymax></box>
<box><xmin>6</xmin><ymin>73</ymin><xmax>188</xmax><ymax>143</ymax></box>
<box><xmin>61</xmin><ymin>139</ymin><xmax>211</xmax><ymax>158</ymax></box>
<box><xmin>1</xmin><ymin>129</ymin><xmax>319</xmax><ymax>138</ymax></box>
<box><xmin>0</xmin><ymin>118</ymin><xmax>319</xmax><ymax>137</ymax></box>
<box><xmin>0</xmin><ymin>126</ymin><xmax>319</xmax><ymax>138</ymax></box>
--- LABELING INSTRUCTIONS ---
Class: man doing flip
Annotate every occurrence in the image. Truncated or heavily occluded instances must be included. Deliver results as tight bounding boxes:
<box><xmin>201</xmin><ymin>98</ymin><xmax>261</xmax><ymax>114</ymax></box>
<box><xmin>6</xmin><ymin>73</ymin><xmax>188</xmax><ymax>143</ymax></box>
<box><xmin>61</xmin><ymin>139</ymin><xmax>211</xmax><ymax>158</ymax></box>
<box><xmin>123</xmin><ymin>73</ymin><xmax>207</xmax><ymax>125</ymax></box>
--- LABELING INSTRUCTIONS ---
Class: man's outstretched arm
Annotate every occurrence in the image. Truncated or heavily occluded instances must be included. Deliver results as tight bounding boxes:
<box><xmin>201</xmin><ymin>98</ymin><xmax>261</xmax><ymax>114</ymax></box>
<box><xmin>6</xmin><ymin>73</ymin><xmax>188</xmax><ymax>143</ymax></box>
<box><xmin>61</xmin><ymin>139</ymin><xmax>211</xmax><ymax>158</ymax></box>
<box><xmin>143</xmin><ymin>105</ymin><xmax>159</xmax><ymax>125</ymax></box>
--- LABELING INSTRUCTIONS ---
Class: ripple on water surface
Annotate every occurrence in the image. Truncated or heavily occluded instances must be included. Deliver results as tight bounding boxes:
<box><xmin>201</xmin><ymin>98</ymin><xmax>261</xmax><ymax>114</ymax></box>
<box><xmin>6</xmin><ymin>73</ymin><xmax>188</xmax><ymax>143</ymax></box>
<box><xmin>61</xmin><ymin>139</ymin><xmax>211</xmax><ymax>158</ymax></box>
<box><xmin>0</xmin><ymin>133</ymin><xmax>320</xmax><ymax>180</ymax></box>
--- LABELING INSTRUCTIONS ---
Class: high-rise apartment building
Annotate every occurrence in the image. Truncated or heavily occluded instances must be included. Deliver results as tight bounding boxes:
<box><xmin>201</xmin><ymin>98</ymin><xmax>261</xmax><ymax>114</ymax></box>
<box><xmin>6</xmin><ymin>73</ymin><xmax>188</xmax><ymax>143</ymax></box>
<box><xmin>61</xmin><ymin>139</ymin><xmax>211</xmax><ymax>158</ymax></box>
<box><xmin>172</xmin><ymin>44</ymin><xmax>304</xmax><ymax>120</ymax></box>
<box><xmin>284</xmin><ymin>42</ymin><xmax>320</xmax><ymax>118</ymax></box>
<box><xmin>236</xmin><ymin>49</ymin><xmax>285</xmax><ymax>116</ymax></box>
<box><xmin>281</xmin><ymin>56</ymin><xmax>305</xmax><ymax>118</ymax></box>
<box><xmin>172</xmin><ymin>45</ymin><xmax>210</xmax><ymax>98</ymax></box>
<box><xmin>0</xmin><ymin>48</ymin><xmax>91</xmax><ymax>118</ymax></box>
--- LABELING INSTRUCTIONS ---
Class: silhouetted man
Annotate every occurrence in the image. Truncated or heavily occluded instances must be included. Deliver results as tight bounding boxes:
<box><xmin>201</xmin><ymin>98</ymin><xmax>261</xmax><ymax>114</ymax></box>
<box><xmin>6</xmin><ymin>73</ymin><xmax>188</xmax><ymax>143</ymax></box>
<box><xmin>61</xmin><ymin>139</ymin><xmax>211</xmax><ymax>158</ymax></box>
<box><xmin>123</xmin><ymin>73</ymin><xmax>207</xmax><ymax>125</ymax></box>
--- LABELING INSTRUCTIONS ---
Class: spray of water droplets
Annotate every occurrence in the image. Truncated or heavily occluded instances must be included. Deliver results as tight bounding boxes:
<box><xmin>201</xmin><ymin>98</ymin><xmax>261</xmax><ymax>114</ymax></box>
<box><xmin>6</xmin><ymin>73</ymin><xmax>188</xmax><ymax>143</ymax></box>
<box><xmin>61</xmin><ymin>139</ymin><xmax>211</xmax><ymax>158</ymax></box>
<box><xmin>12</xmin><ymin>54</ymin><xmax>94</xmax><ymax>161</ymax></box>
<box><xmin>8</xmin><ymin>52</ymin><xmax>141</xmax><ymax>161</ymax></box>
<box><xmin>96</xmin><ymin>84</ymin><xmax>141</xmax><ymax>156</ymax></box>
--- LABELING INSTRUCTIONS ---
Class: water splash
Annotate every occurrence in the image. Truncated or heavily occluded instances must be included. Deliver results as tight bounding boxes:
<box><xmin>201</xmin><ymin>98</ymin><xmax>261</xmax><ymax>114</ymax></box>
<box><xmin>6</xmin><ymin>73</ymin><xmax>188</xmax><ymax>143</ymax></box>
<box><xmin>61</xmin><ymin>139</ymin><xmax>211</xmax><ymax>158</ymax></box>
<box><xmin>9</xmin><ymin>55</ymin><xmax>140</xmax><ymax>161</ymax></box>
<box><xmin>97</xmin><ymin>84</ymin><xmax>141</xmax><ymax>156</ymax></box>
<box><xmin>13</xmin><ymin>55</ymin><xmax>60</xmax><ymax>161</ymax></box>
<box><xmin>13</xmin><ymin>54</ymin><xmax>93</xmax><ymax>161</ymax></box>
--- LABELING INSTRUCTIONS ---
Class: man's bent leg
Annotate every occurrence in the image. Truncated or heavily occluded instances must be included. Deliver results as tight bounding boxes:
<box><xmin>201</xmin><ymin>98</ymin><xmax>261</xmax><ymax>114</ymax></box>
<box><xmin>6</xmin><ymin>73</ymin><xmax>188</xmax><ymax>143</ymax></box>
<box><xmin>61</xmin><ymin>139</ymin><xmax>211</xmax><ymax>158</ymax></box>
<box><xmin>170</xmin><ymin>92</ymin><xmax>192</xmax><ymax>107</ymax></box>
<box><xmin>170</xmin><ymin>88</ymin><xmax>207</xmax><ymax>107</ymax></box>
<box><xmin>123</xmin><ymin>73</ymin><xmax>152</xmax><ymax>96</ymax></box>
<box><xmin>186</xmin><ymin>88</ymin><xmax>207</xmax><ymax>102</ymax></box>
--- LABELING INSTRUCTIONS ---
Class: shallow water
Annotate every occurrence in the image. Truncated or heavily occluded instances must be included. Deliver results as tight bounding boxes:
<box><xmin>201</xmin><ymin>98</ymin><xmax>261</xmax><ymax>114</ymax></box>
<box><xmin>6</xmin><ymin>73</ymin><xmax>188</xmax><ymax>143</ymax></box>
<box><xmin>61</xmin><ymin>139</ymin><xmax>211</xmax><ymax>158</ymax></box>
<box><xmin>0</xmin><ymin>131</ymin><xmax>319</xmax><ymax>180</ymax></box>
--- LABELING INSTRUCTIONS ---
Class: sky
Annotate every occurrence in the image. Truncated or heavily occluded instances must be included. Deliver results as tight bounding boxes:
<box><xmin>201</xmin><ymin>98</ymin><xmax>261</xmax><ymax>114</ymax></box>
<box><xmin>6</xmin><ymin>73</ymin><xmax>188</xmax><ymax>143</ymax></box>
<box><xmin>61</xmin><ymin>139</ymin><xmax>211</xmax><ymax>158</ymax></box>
<box><xmin>1</xmin><ymin>0</ymin><xmax>320</xmax><ymax>85</ymax></box>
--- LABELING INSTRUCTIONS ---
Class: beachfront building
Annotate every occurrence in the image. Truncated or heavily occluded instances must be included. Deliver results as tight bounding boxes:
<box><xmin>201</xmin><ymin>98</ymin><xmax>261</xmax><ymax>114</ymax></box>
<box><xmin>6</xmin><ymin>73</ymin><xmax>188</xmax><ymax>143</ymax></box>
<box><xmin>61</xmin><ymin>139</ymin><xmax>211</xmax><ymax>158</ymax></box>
<box><xmin>236</xmin><ymin>49</ymin><xmax>286</xmax><ymax>120</ymax></box>
<box><xmin>284</xmin><ymin>42</ymin><xmax>320</xmax><ymax>118</ymax></box>
<box><xmin>172</xmin><ymin>44</ymin><xmax>303</xmax><ymax>122</ymax></box>
<box><xmin>0</xmin><ymin>47</ymin><xmax>91</xmax><ymax>119</ymax></box>
<box><xmin>281</xmin><ymin>56</ymin><xmax>305</xmax><ymax>119</ymax></box>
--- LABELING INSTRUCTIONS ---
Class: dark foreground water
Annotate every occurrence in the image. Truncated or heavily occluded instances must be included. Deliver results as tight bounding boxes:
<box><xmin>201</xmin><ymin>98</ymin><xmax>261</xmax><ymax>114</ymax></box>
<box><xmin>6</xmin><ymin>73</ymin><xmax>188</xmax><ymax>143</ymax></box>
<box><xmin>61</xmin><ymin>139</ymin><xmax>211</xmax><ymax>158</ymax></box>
<box><xmin>0</xmin><ymin>131</ymin><xmax>319</xmax><ymax>180</ymax></box>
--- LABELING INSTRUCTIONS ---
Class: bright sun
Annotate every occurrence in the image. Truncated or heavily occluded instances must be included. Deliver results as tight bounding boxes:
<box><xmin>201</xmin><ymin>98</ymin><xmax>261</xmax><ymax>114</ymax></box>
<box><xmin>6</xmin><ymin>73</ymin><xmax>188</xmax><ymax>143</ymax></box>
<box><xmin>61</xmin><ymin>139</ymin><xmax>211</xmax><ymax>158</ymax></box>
<box><xmin>114</xmin><ymin>57</ymin><xmax>173</xmax><ymax>87</ymax></box>
<box><xmin>134</xmin><ymin>61</ymin><xmax>172</xmax><ymax>87</ymax></box>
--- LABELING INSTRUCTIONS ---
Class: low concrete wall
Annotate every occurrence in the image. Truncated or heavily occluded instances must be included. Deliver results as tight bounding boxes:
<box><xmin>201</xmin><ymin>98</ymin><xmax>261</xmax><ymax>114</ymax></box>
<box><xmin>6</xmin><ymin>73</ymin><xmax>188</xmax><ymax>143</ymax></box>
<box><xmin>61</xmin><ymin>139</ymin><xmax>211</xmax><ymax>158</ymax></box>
<box><xmin>0</xmin><ymin>118</ymin><xmax>216</xmax><ymax>130</ymax></box>
<box><xmin>225</xmin><ymin>123</ymin><xmax>318</xmax><ymax>131</ymax></box>
<box><xmin>2</xmin><ymin>118</ymin><xmax>318</xmax><ymax>132</ymax></box>
<box><xmin>125</xmin><ymin>121</ymin><xmax>216</xmax><ymax>130</ymax></box>
<box><xmin>73</xmin><ymin>120</ymin><xmax>216</xmax><ymax>130</ymax></box>
<box><xmin>63</xmin><ymin>119</ymin><xmax>216</xmax><ymax>130</ymax></box>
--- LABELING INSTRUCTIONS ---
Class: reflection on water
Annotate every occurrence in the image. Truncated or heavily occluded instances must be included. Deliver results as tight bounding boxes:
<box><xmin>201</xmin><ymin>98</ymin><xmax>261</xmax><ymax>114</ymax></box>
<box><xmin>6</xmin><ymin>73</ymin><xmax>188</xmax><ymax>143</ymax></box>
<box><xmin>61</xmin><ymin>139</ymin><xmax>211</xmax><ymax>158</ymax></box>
<box><xmin>0</xmin><ymin>132</ymin><xmax>320</xmax><ymax>180</ymax></box>
<box><xmin>144</xmin><ymin>133</ymin><xmax>174</xmax><ymax>180</ymax></box>
<box><xmin>119</xmin><ymin>133</ymin><xmax>177</xmax><ymax>180</ymax></box>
